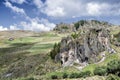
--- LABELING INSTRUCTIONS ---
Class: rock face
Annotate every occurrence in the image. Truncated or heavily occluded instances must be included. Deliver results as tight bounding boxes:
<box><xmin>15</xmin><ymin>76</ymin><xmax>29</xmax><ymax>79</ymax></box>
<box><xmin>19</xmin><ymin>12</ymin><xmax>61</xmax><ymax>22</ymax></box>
<box><xmin>55</xmin><ymin>28</ymin><xmax>116</xmax><ymax>67</ymax></box>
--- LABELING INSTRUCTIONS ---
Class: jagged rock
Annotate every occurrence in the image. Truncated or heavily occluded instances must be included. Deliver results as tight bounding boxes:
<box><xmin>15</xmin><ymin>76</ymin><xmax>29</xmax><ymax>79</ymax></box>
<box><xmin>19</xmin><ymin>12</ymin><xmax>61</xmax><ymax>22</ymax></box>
<box><xmin>55</xmin><ymin>28</ymin><xmax>116</xmax><ymax>67</ymax></box>
<box><xmin>53</xmin><ymin>20</ymin><xmax>113</xmax><ymax>33</ymax></box>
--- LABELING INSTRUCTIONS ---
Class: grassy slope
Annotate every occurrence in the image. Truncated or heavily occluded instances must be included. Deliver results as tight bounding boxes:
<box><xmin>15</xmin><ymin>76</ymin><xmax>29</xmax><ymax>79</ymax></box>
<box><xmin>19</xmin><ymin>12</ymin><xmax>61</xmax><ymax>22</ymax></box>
<box><xmin>0</xmin><ymin>29</ymin><xmax>120</xmax><ymax>80</ymax></box>
<box><xmin>0</xmin><ymin>31</ymin><xmax>70</xmax><ymax>79</ymax></box>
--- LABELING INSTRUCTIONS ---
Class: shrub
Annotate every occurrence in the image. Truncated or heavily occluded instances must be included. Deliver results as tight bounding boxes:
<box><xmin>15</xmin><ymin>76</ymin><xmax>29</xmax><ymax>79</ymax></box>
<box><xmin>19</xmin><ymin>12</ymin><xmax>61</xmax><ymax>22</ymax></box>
<box><xmin>71</xmin><ymin>32</ymin><xmax>79</xmax><ymax>39</ymax></box>
<box><xmin>79</xmin><ymin>20</ymin><xmax>87</xmax><ymax>26</ymax></box>
<box><xmin>81</xmin><ymin>71</ymin><xmax>91</xmax><ymax>78</ymax></box>
<box><xmin>69</xmin><ymin>71</ymin><xmax>91</xmax><ymax>79</ymax></box>
<box><xmin>74</xmin><ymin>20</ymin><xmax>87</xmax><ymax>30</ymax></box>
<box><xmin>106</xmin><ymin>74</ymin><xmax>120</xmax><ymax>80</ymax></box>
<box><xmin>114</xmin><ymin>32</ymin><xmax>120</xmax><ymax>42</ymax></box>
<box><xmin>74</xmin><ymin>22</ymin><xmax>79</xmax><ymax>30</ymax></box>
<box><xmin>51</xmin><ymin>74</ymin><xmax>58</xmax><ymax>79</ymax></box>
<box><xmin>62</xmin><ymin>73</ymin><xmax>68</xmax><ymax>79</ymax></box>
<box><xmin>50</xmin><ymin>43</ymin><xmax>60</xmax><ymax>59</ymax></box>
<box><xmin>75</xmin><ymin>72</ymin><xmax>83</xmax><ymax>78</ymax></box>
<box><xmin>69</xmin><ymin>73</ymin><xmax>78</xmax><ymax>78</ymax></box>
<box><xmin>62</xmin><ymin>26</ymin><xmax>68</xmax><ymax>30</ymax></box>
<box><xmin>25</xmin><ymin>77</ymin><xmax>37</xmax><ymax>80</ymax></box>
<box><xmin>107</xmin><ymin>60</ymin><xmax>120</xmax><ymax>75</ymax></box>
<box><xmin>94</xmin><ymin>66</ymin><xmax>107</xmax><ymax>76</ymax></box>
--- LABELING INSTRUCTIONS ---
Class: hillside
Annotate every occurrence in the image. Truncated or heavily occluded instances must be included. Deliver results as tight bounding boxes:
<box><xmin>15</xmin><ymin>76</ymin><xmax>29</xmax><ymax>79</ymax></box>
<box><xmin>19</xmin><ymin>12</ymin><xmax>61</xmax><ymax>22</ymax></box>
<box><xmin>0</xmin><ymin>20</ymin><xmax>120</xmax><ymax>80</ymax></box>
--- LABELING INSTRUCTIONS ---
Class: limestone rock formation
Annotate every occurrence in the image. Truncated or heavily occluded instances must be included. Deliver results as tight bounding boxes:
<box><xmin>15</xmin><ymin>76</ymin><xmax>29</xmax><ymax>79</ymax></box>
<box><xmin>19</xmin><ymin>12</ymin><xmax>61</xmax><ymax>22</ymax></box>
<box><xmin>55</xmin><ymin>28</ymin><xmax>116</xmax><ymax>67</ymax></box>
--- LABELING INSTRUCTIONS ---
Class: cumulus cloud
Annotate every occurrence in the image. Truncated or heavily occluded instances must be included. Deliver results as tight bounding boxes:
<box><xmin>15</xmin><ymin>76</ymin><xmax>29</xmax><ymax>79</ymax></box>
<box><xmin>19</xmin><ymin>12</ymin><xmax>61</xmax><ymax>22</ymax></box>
<box><xmin>0</xmin><ymin>25</ymin><xmax>20</xmax><ymax>31</ymax></box>
<box><xmin>40</xmin><ymin>0</ymin><xmax>83</xmax><ymax>17</ymax></box>
<box><xmin>86</xmin><ymin>2</ymin><xmax>110</xmax><ymax>16</ymax></box>
<box><xmin>34</xmin><ymin>0</ymin><xmax>120</xmax><ymax>18</ymax></box>
<box><xmin>20</xmin><ymin>18</ymin><xmax>56</xmax><ymax>31</ymax></box>
<box><xmin>4</xmin><ymin>1</ymin><xmax>25</xmax><ymax>15</ymax></box>
<box><xmin>0</xmin><ymin>26</ymin><xmax>8</xmax><ymax>31</ymax></box>
<box><xmin>9</xmin><ymin>0</ymin><xmax>26</xmax><ymax>4</ymax></box>
<box><xmin>41</xmin><ymin>0</ymin><xmax>66</xmax><ymax>17</ymax></box>
<box><xmin>10</xmin><ymin>25</ymin><xmax>20</xmax><ymax>30</ymax></box>
<box><xmin>4</xmin><ymin>0</ymin><xmax>56</xmax><ymax>32</ymax></box>
<box><xmin>33</xmin><ymin>0</ymin><xmax>43</xmax><ymax>8</ymax></box>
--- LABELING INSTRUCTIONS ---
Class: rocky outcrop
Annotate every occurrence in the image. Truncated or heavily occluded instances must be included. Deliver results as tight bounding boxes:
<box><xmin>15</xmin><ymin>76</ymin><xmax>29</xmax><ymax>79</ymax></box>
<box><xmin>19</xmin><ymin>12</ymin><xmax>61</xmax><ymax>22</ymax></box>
<box><xmin>55</xmin><ymin>28</ymin><xmax>116</xmax><ymax>67</ymax></box>
<box><xmin>54</xmin><ymin>23</ymin><xmax>75</xmax><ymax>33</ymax></box>
<box><xmin>53</xmin><ymin>20</ymin><xmax>113</xmax><ymax>33</ymax></box>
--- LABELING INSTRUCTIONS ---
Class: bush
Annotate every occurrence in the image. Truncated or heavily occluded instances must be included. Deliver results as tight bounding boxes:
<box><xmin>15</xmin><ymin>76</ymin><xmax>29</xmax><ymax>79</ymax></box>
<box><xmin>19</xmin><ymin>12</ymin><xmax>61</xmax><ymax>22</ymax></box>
<box><xmin>106</xmin><ymin>74</ymin><xmax>120</xmax><ymax>80</ymax></box>
<box><xmin>74</xmin><ymin>22</ymin><xmax>79</xmax><ymax>30</ymax></box>
<box><xmin>62</xmin><ymin>26</ymin><xmax>68</xmax><ymax>30</ymax></box>
<box><xmin>79</xmin><ymin>20</ymin><xmax>87</xmax><ymax>26</ymax></box>
<box><xmin>50</xmin><ymin>43</ymin><xmax>60</xmax><ymax>59</ymax></box>
<box><xmin>107</xmin><ymin>60</ymin><xmax>120</xmax><ymax>75</ymax></box>
<box><xmin>51</xmin><ymin>75</ymin><xmax>58</xmax><ymax>79</ymax></box>
<box><xmin>94</xmin><ymin>66</ymin><xmax>107</xmax><ymax>76</ymax></box>
<box><xmin>81</xmin><ymin>71</ymin><xmax>91</xmax><ymax>78</ymax></box>
<box><xmin>74</xmin><ymin>20</ymin><xmax>87</xmax><ymax>30</ymax></box>
<box><xmin>69</xmin><ymin>73</ymin><xmax>78</xmax><ymax>78</ymax></box>
<box><xmin>75</xmin><ymin>72</ymin><xmax>83</xmax><ymax>78</ymax></box>
<box><xmin>25</xmin><ymin>77</ymin><xmax>37</xmax><ymax>80</ymax></box>
<box><xmin>62</xmin><ymin>73</ymin><xmax>68</xmax><ymax>79</ymax></box>
<box><xmin>71</xmin><ymin>32</ymin><xmax>79</xmax><ymax>39</ymax></box>
<box><xmin>69</xmin><ymin>71</ymin><xmax>91</xmax><ymax>79</ymax></box>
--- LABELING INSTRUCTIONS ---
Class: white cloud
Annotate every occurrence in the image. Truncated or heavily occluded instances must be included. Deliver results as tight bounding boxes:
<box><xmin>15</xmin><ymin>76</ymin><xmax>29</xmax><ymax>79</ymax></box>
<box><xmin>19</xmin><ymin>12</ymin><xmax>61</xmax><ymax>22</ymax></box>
<box><xmin>86</xmin><ymin>2</ymin><xmax>110</xmax><ymax>16</ymax></box>
<box><xmin>0</xmin><ymin>26</ymin><xmax>8</xmax><ymax>31</ymax></box>
<box><xmin>87</xmin><ymin>3</ymin><xmax>101</xmax><ymax>16</ymax></box>
<box><xmin>33</xmin><ymin>0</ymin><xmax>120</xmax><ymax>18</ymax></box>
<box><xmin>33</xmin><ymin>0</ymin><xmax>43</xmax><ymax>8</ymax></box>
<box><xmin>10</xmin><ymin>25</ymin><xmax>20</xmax><ymax>30</ymax></box>
<box><xmin>4</xmin><ymin>1</ymin><xmax>25</xmax><ymax>15</ymax></box>
<box><xmin>41</xmin><ymin>18</ymin><xmax>56</xmax><ymax>29</ymax></box>
<box><xmin>0</xmin><ymin>25</ymin><xmax>20</xmax><ymax>31</ymax></box>
<box><xmin>4</xmin><ymin>0</ymin><xmax>56</xmax><ymax>32</ymax></box>
<box><xmin>9</xmin><ymin>0</ymin><xmax>26</xmax><ymax>4</ymax></box>
<box><xmin>40</xmin><ymin>0</ymin><xmax>83</xmax><ymax>17</ymax></box>
<box><xmin>20</xmin><ymin>18</ymin><xmax>56</xmax><ymax>31</ymax></box>
<box><xmin>42</xmin><ymin>6</ymin><xmax>65</xmax><ymax>17</ymax></box>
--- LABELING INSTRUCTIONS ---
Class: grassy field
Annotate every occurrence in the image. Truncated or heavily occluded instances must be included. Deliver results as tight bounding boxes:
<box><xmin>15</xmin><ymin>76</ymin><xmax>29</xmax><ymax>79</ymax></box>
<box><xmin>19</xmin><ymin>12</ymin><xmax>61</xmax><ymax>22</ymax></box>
<box><xmin>0</xmin><ymin>31</ymin><xmax>70</xmax><ymax>79</ymax></box>
<box><xmin>0</xmin><ymin>31</ymin><xmax>68</xmax><ymax>54</ymax></box>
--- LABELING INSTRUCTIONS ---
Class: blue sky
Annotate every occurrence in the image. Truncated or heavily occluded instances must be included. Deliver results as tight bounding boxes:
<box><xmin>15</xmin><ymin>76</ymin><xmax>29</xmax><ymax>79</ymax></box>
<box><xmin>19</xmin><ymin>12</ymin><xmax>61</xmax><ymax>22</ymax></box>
<box><xmin>0</xmin><ymin>0</ymin><xmax>120</xmax><ymax>31</ymax></box>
